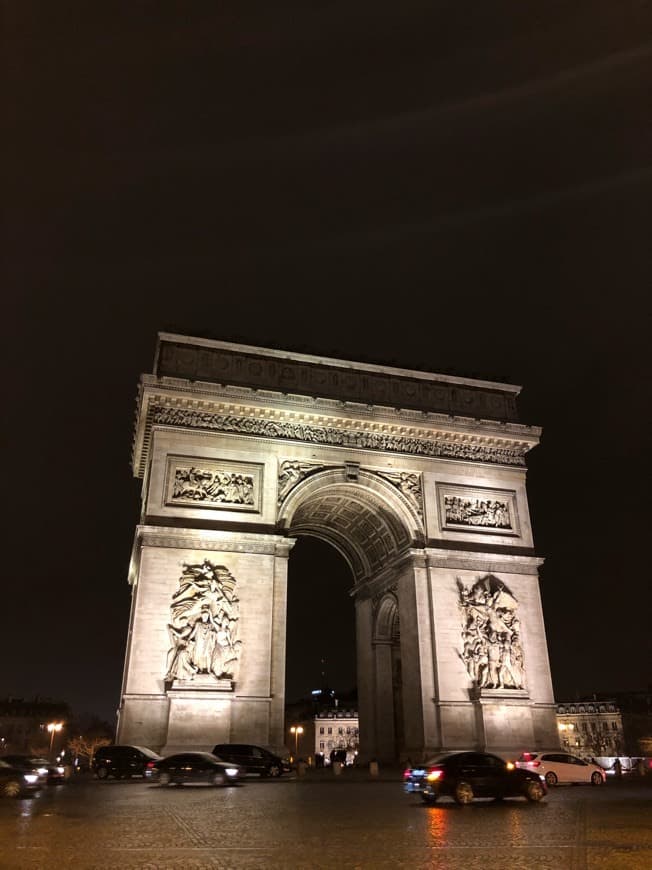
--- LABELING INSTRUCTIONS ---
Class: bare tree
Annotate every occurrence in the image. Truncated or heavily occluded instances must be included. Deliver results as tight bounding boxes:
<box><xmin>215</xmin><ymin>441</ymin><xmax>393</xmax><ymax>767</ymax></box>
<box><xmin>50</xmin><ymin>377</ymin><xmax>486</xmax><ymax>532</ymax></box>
<box><xmin>67</xmin><ymin>735</ymin><xmax>111</xmax><ymax>767</ymax></box>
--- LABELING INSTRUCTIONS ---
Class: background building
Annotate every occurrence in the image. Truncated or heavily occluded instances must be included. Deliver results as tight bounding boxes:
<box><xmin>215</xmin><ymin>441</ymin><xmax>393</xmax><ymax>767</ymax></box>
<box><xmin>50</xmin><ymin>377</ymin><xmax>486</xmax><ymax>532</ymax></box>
<box><xmin>314</xmin><ymin>707</ymin><xmax>359</xmax><ymax>765</ymax></box>
<box><xmin>0</xmin><ymin>697</ymin><xmax>70</xmax><ymax>755</ymax></box>
<box><xmin>556</xmin><ymin>701</ymin><xmax>624</xmax><ymax>758</ymax></box>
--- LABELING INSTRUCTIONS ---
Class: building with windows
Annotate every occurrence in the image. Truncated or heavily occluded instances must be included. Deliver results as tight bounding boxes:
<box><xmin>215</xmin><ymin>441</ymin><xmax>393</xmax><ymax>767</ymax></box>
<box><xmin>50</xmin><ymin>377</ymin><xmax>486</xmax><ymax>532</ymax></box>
<box><xmin>556</xmin><ymin>701</ymin><xmax>624</xmax><ymax>758</ymax></box>
<box><xmin>314</xmin><ymin>707</ymin><xmax>359</xmax><ymax>763</ymax></box>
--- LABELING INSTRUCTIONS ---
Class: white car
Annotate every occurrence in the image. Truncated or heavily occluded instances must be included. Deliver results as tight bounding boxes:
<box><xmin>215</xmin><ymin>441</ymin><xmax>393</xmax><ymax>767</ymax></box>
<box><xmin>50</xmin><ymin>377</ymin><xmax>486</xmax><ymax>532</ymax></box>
<box><xmin>516</xmin><ymin>751</ymin><xmax>606</xmax><ymax>786</ymax></box>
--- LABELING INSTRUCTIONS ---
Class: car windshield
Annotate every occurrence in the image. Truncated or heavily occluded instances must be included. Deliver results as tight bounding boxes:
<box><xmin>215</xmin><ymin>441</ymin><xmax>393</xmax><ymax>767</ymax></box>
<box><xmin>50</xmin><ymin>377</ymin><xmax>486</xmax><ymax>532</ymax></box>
<box><xmin>417</xmin><ymin>753</ymin><xmax>454</xmax><ymax>767</ymax></box>
<box><xmin>132</xmin><ymin>746</ymin><xmax>161</xmax><ymax>759</ymax></box>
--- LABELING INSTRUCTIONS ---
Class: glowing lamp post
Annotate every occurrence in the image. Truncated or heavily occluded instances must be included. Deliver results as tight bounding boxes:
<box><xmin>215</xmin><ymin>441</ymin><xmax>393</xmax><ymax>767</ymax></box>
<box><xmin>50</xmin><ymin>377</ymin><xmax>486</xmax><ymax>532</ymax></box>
<box><xmin>47</xmin><ymin>722</ymin><xmax>63</xmax><ymax>757</ymax></box>
<box><xmin>290</xmin><ymin>725</ymin><xmax>304</xmax><ymax>761</ymax></box>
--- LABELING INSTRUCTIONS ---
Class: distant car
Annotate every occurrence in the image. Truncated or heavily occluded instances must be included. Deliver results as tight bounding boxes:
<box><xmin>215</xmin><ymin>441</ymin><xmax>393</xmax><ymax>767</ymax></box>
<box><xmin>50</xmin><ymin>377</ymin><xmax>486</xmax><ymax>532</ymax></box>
<box><xmin>92</xmin><ymin>745</ymin><xmax>162</xmax><ymax>780</ymax></box>
<box><xmin>0</xmin><ymin>759</ymin><xmax>46</xmax><ymax>798</ymax></box>
<box><xmin>516</xmin><ymin>751</ymin><xmax>606</xmax><ymax>786</ymax></box>
<box><xmin>147</xmin><ymin>752</ymin><xmax>243</xmax><ymax>787</ymax></box>
<box><xmin>1</xmin><ymin>755</ymin><xmax>65</xmax><ymax>784</ymax></box>
<box><xmin>404</xmin><ymin>751</ymin><xmax>547</xmax><ymax>804</ymax></box>
<box><xmin>212</xmin><ymin>743</ymin><xmax>291</xmax><ymax>777</ymax></box>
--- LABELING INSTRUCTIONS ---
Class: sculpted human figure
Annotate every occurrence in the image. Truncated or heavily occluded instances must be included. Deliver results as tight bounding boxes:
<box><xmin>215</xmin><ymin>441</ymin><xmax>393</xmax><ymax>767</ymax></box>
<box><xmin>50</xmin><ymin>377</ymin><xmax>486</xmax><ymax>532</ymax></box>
<box><xmin>458</xmin><ymin>574</ymin><xmax>525</xmax><ymax>690</ymax></box>
<box><xmin>165</xmin><ymin>623</ymin><xmax>196</xmax><ymax>681</ymax></box>
<box><xmin>188</xmin><ymin>607</ymin><xmax>219</xmax><ymax>672</ymax></box>
<box><xmin>165</xmin><ymin>560</ymin><xmax>242</xmax><ymax>683</ymax></box>
<box><xmin>486</xmin><ymin>632</ymin><xmax>503</xmax><ymax>688</ymax></box>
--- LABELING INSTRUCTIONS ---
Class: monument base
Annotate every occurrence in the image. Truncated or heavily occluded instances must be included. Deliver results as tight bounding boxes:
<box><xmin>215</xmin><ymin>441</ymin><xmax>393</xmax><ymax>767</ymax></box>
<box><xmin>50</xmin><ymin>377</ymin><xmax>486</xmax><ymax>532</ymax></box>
<box><xmin>161</xmin><ymin>679</ymin><xmax>235</xmax><ymax>755</ymax></box>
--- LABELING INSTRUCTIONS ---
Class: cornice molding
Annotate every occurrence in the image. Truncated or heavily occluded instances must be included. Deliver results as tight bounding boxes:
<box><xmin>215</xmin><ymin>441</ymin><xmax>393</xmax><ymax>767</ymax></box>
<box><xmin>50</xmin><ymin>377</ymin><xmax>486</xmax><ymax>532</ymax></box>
<box><xmin>424</xmin><ymin>547</ymin><xmax>544</xmax><ymax>574</ymax></box>
<box><xmin>136</xmin><ymin>525</ymin><xmax>295</xmax><ymax>556</ymax></box>
<box><xmin>133</xmin><ymin>390</ymin><xmax>536</xmax><ymax>477</ymax></box>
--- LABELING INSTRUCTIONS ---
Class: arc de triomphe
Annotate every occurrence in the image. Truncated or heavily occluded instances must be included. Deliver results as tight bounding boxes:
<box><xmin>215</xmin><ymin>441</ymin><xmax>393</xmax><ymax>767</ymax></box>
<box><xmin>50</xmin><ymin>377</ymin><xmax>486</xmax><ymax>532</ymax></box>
<box><xmin>117</xmin><ymin>333</ymin><xmax>558</xmax><ymax>760</ymax></box>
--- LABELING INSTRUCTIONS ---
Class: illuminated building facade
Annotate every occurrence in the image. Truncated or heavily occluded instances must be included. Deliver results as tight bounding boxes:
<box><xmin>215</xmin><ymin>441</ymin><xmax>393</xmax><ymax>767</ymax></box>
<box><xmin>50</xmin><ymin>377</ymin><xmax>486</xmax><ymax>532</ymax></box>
<box><xmin>556</xmin><ymin>701</ymin><xmax>624</xmax><ymax>758</ymax></box>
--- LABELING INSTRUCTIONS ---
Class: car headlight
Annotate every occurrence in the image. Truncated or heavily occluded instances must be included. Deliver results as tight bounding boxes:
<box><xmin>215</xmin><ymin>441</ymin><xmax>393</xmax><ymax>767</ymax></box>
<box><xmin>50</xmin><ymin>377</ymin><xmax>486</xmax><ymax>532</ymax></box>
<box><xmin>56</xmin><ymin>767</ymin><xmax>65</xmax><ymax>775</ymax></box>
<box><xmin>23</xmin><ymin>774</ymin><xmax>39</xmax><ymax>784</ymax></box>
<box><xmin>36</xmin><ymin>767</ymin><xmax>48</xmax><ymax>776</ymax></box>
<box><xmin>225</xmin><ymin>768</ymin><xmax>239</xmax><ymax>777</ymax></box>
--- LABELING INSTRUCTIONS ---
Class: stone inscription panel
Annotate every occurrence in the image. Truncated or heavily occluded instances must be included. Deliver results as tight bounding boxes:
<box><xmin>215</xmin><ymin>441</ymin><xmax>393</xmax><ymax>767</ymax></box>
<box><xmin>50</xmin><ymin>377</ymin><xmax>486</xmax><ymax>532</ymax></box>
<box><xmin>437</xmin><ymin>484</ymin><xmax>520</xmax><ymax>536</ymax></box>
<box><xmin>165</xmin><ymin>456</ymin><xmax>263</xmax><ymax>513</ymax></box>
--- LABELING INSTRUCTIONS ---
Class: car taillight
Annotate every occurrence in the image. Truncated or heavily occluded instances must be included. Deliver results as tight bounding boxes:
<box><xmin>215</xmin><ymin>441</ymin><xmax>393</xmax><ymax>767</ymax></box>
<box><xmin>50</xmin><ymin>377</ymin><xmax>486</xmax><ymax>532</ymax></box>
<box><xmin>427</xmin><ymin>768</ymin><xmax>444</xmax><ymax>781</ymax></box>
<box><xmin>530</xmin><ymin>761</ymin><xmax>541</xmax><ymax>768</ymax></box>
<box><xmin>403</xmin><ymin>769</ymin><xmax>412</xmax><ymax>778</ymax></box>
<box><xmin>146</xmin><ymin>761</ymin><xmax>155</xmax><ymax>769</ymax></box>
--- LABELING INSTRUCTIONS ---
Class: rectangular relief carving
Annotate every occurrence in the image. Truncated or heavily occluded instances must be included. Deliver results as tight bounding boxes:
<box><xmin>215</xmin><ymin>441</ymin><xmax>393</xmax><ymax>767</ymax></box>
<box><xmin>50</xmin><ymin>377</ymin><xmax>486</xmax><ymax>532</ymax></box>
<box><xmin>437</xmin><ymin>484</ymin><xmax>520</xmax><ymax>536</ymax></box>
<box><xmin>165</xmin><ymin>456</ymin><xmax>263</xmax><ymax>513</ymax></box>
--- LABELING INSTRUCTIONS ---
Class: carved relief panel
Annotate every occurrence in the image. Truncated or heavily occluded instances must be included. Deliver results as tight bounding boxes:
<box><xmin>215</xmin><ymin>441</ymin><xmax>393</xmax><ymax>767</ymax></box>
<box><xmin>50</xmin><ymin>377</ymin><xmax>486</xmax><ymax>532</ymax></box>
<box><xmin>165</xmin><ymin>560</ymin><xmax>242</xmax><ymax>685</ymax></box>
<box><xmin>438</xmin><ymin>484</ymin><xmax>519</xmax><ymax>536</ymax></box>
<box><xmin>164</xmin><ymin>456</ymin><xmax>263</xmax><ymax>513</ymax></box>
<box><xmin>457</xmin><ymin>574</ymin><xmax>525</xmax><ymax>690</ymax></box>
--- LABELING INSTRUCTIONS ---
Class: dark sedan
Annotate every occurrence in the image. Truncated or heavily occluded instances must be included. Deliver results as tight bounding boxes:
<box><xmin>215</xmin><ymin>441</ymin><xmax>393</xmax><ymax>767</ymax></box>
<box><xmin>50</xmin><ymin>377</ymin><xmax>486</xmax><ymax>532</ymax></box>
<box><xmin>0</xmin><ymin>759</ymin><xmax>46</xmax><ymax>798</ymax></box>
<box><xmin>404</xmin><ymin>751</ymin><xmax>547</xmax><ymax>804</ymax></box>
<box><xmin>146</xmin><ymin>752</ymin><xmax>244</xmax><ymax>787</ymax></box>
<box><xmin>2</xmin><ymin>755</ymin><xmax>65</xmax><ymax>784</ymax></box>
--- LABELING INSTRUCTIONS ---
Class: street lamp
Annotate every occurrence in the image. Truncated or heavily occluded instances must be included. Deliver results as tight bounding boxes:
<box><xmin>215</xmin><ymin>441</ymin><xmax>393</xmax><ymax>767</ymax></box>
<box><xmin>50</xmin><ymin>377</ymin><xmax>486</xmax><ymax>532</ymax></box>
<box><xmin>290</xmin><ymin>725</ymin><xmax>304</xmax><ymax>761</ymax></box>
<box><xmin>47</xmin><ymin>722</ymin><xmax>63</xmax><ymax>757</ymax></box>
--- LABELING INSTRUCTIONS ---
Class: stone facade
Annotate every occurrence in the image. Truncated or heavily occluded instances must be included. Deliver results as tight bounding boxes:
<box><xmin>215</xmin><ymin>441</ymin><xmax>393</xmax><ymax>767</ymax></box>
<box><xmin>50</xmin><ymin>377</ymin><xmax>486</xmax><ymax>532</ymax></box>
<box><xmin>117</xmin><ymin>333</ymin><xmax>558</xmax><ymax>760</ymax></box>
<box><xmin>314</xmin><ymin>708</ymin><xmax>359</xmax><ymax>762</ymax></box>
<box><xmin>556</xmin><ymin>701</ymin><xmax>624</xmax><ymax>758</ymax></box>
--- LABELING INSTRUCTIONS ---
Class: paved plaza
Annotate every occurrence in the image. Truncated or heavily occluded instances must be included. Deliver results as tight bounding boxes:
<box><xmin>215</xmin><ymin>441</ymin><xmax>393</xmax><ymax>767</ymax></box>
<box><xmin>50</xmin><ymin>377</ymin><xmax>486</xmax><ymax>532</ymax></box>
<box><xmin>0</xmin><ymin>769</ymin><xmax>650</xmax><ymax>869</ymax></box>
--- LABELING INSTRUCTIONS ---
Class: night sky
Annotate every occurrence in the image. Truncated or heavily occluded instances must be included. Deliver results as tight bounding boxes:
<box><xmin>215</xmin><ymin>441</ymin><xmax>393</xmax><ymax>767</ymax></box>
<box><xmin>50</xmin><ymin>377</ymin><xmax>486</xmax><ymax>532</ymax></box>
<box><xmin>5</xmin><ymin>2</ymin><xmax>651</xmax><ymax>725</ymax></box>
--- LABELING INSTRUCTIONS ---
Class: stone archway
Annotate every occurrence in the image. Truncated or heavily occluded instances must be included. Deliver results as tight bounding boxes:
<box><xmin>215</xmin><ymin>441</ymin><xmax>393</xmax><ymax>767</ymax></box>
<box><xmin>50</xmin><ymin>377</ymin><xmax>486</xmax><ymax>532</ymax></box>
<box><xmin>117</xmin><ymin>333</ymin><xmax>559</xmax><ymax>760</ymax></box>
<box><xmin>277</xmin><ymin>468</ymin><xmax>421</xmax><ymax>762</ymax></box>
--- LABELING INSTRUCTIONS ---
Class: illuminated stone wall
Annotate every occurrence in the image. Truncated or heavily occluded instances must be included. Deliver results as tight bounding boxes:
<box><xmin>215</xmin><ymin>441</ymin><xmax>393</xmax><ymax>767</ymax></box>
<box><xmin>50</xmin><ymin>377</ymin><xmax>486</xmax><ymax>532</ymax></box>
<box><xmin>118</xmin><ymin>333</ymin><xmax>557</xmax><ymax>759</ymax></box>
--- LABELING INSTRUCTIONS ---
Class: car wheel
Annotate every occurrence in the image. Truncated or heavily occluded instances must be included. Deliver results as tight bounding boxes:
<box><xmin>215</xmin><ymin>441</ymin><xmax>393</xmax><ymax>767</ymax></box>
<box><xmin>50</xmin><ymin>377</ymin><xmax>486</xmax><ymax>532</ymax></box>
<box><xmin>525</xmin><ymin>780</ymin><xmax>545</xmax><ymax>802</ymax></box>
<box><xmin>453</xmin><ymin>781</ymin><xmax>474</xmax><ymax>805</ymax></box>
<box><xmin>591</xmin><ymin>771</ymin><xmax>604</xmax><ymax>786</ymax></box>
<box><xmin>211</xmin><ymin>772</ymin><xmax>226</xmax><ymax>787</ymax></box>
<box><xmin>1</xmin><ymin>779</ymin><xmax>22</xmax><ymax>799</ymax></box>
<box><xmin>158</xmin><ymin>772</ymin><xmax>171</xmax><ymax>786</ymax></box>
<box><xmin>421</xmin><ymin>792</ymin><xmax>438</xmax><ymax>804</ymax></box>
<box><xmin>544</xmin><ymin>771</ymin><xmax>558</xmax><ymax>786</ymax></box>
<box><xmin>268</xmin><ymin>764</ymin><xmax>281</xmax><ymax>778</ymax></box>
<box><xmin>96</xmin><ymin>766</ymin><xmax>109</xmax><ymax>780</ymax></box>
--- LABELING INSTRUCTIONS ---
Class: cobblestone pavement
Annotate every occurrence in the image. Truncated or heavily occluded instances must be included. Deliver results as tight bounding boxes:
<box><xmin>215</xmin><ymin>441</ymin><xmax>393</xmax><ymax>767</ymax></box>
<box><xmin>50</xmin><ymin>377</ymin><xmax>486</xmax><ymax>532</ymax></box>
<box><xmin>0</xmin><ymin>770</ymin><xmax>650</xmax><ymax>869</ymax></box>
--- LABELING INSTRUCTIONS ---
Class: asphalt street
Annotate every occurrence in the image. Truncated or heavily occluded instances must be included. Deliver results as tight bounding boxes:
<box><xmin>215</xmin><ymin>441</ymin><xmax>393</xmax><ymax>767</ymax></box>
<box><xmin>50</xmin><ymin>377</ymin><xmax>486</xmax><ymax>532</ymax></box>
<box><xmin>0</xmin><ymin>771</ymin><xmax>650</xmax><ymax>869</ymax></box>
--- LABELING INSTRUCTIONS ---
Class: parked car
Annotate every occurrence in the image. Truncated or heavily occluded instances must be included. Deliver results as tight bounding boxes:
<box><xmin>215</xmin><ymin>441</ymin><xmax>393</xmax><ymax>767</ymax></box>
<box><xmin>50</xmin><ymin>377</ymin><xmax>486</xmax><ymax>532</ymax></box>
<box><xmin>212</xmin><ymin>743</ymin><xmax>291</xmax><ymax>777</ymax></box>
<box><xmin>146</xmin><ymin>752</ymin><xmax>243</xmax><ymax>787</ymax></box>
<box><xmin>516</xmin><ymin>751</ymin><xmax>606</xmax><ymax>786</ymax></box>
<box><xmin>1</xmin><ymin>755</ymin><xmax>65</xmax><ymax>784</ymax></box>
<box><xmin>404</xmin><ymin>751</ymin><xmax>547</xmax><ymax>804</ymax></box>
<box><xmin>92</xmin><ymin>745</ymin><xmax>162</xmax><ymax>780</ymax></box>
<box><xmin>0</xmin><ymin>758</ymin><xmax>46</xmax><ymax>798</ymax></box>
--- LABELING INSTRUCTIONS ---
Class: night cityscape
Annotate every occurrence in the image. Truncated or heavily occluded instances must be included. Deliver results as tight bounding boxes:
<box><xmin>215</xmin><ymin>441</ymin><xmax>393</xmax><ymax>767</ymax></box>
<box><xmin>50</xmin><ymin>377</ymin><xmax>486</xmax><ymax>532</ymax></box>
<box><xmin>3</xmin><ymin>2</ymin><xmax>651</xmax><ymax>866</ymax></box>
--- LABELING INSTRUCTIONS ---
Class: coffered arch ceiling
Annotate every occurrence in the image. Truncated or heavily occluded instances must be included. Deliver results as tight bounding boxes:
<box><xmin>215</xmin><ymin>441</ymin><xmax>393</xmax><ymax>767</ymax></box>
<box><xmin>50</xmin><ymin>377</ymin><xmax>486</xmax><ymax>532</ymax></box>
<box><xmin>280</xmin><ymin>477</ymin><xmax>418</xmax><ymax>585</ymax></box>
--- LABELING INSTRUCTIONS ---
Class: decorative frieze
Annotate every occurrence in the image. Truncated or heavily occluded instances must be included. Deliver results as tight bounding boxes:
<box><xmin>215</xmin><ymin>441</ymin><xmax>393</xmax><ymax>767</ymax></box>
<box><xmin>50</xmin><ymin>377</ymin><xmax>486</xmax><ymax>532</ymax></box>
<box><xmin>457</xmin><ymin>574</ymin><xmax>525</xmax><ymax>691</ymax></box>
<box><xmin>151</xmin><ymin>404</ymin><xmax>526</xmax><ymax>467</ymax></box>
<box><xmin>156</xmin><ymin>337</ymin><xmax>521</xmax><ymax>422</ymax></box>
